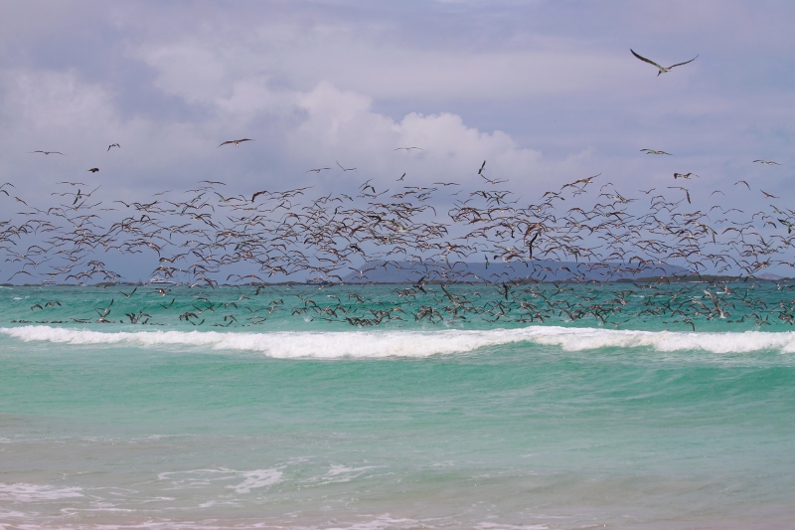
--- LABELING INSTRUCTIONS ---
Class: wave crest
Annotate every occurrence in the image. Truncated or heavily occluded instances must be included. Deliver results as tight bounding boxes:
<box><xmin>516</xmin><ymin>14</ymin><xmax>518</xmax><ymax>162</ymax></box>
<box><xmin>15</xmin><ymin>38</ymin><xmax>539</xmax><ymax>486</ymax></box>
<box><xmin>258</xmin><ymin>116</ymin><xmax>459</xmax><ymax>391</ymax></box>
<box><xmin>3</xmin><ymin>325</ymin><xmax>795</xmax><ymax>357</ymax></box>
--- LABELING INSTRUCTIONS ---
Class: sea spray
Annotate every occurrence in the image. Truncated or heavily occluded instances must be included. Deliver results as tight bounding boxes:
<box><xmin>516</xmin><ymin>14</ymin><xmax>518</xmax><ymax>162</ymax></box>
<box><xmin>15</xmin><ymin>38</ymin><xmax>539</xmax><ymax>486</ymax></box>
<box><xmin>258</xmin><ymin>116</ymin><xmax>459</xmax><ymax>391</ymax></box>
<box><xmin>4</xmin><ymin>325</ymin><xmax>795</xmax><ymax>357</ymax></box>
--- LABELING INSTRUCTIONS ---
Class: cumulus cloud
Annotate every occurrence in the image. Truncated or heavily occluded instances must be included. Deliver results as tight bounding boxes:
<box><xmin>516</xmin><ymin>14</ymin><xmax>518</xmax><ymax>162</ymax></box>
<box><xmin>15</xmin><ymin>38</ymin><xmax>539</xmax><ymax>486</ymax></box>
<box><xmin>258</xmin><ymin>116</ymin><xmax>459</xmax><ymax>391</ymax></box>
<box><xmin>0</xmin><ymin>28</ymin><xmax>558</xmax><ymax>199</ymax></box>
<box><xmin>0</xmin><ymin>0</ymin><xmax>794</xmax><ymax>207</ymax></box>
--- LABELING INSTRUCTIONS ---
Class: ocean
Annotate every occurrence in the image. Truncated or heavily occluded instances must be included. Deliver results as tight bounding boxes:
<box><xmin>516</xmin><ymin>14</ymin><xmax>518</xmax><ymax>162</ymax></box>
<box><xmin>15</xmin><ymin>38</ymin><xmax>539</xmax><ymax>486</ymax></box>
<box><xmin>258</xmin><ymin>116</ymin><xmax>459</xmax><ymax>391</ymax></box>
<box><xmin>1</xmin><ymin>283</ymin><xmax>794</xmax><ymax>530</ymax></box>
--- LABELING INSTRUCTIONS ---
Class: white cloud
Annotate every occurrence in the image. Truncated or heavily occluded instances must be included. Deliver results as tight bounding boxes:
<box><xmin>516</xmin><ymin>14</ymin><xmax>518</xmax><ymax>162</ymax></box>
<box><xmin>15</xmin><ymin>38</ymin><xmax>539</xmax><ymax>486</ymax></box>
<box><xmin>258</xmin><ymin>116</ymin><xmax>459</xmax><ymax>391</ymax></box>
<box><xmin>0</xmin><ymin>58</ymin><xmax>549</xmax><ymax>198</ymax></box>
<box><xmin>286</xmin><ymin>81</ymin><xmax>542</xmax><ymax>183</ymax></box>
<box><xmin>137</xmin><ymin>24</ymin><xmax>635</xmax><ymax>104</ymax></box>
<box><xmin>2</xmin><ymin>0</ymin><xmax>794</xmax><ymax>207</ymax></box>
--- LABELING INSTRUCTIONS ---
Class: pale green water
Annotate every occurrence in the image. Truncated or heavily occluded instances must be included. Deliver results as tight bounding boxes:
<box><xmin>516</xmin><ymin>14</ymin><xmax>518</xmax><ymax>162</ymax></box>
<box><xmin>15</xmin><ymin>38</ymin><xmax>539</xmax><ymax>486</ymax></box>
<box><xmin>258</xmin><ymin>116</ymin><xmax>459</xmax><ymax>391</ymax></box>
<box><xmin>1</xmin><ymin>285</ymin><xmax>794</xmax><ymax>529</ymax></box>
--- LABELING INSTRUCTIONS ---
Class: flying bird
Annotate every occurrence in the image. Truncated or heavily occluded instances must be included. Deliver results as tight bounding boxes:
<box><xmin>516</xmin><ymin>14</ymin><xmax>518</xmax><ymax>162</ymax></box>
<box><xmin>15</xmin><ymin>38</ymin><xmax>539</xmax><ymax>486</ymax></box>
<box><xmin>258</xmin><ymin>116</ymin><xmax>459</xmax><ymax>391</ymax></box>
<box><xmin>641</xmin><ymin>149</ymin><xmax>672</xmax><ymax>155</ymax></box>
<box><xmin>251</xmin><ymin>190</ymin><xmax>268</xmax><ymax>202</ymax></box>
<box><xmin>107</xmin><ymin>143</ymin><xmax>121</xmax><ymax>151</ymax></box>
<box><xmin>527</xmin><ymin>231</ymin><xmax>539</xmax><ymax>259</ymax></box>
<box><xmin>88</xmin><ymin>168</ymin><xmax>100</xmax><ymax>173</ymax></box>
<box><xmin>218</xmin><ymin>138</ymin><xmax>254</xmax><ymax>147</ymax></box>
<box><xmin>306</xmin><ymin>168</ymin><xmax>331</xmax><ymax>173</ymax></box>
<box><xmin>30</xmin><ymin>151</ymin><xmax>65</xmax><ymax>156</ymax></box>
<box><xmin>630</xmin><ymin>49</ymin><xmax>698</xmax><ymax>76</ymax></box>
<box><xmin>673</xmin><ymin>172</ymin><xmax>699</xmax><ymax>179</ymax></box>
<box><xmin>395</xmin><ymin>147</ymin><xmax>424</xmax><ymax>151</ymax></box>
<box><xmin>337</xmin><ymin>161</ymin><xmax>357</xmax><ymax>171</ymax></box>
<box><xmin>478</xmin><ymin>161</ymin><xmax>486</xmax><ymax>175</ymax></box>
<box><xmin>753</xmin><ymin>160</ymin><xmax>780</xmax><ymax>165</ymax></box>
<box><xmin>667</xmin><ymin>186</ymin><xmax>691</xmax><ymax>204</ymax></box>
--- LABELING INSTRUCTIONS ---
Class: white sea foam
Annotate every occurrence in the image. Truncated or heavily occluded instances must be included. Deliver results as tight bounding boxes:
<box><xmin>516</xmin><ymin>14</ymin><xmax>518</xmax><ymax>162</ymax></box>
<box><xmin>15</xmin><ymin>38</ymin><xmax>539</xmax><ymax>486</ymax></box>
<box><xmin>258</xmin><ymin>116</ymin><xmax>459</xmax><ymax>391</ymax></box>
<box><xmin>2</xmin><ymin>325</ymin><xmax>795</xmax><ymax>357</ymax></box>
<box><xmin>314</xmin><ymin>464</ymin><xmax>378</xmax><ymax>484</ymax></box>
<box><xmin>0</xmin><ymin>483</ymin><xmax>83</xmax><ymax>502</ymax></box>
<box><xmin>228</xmin><ymin>469</ymin><xmax>283</xmax><ymax>493</ymax></box>
<box><xmin>475</xmin><ymin>523</ymin><xmax>549</xmax><ymax>530</ymax></box>
<box><xmin>158</xmin><ymin>467</ymin><xmax>282</xmax><ymax>494</ymax></box>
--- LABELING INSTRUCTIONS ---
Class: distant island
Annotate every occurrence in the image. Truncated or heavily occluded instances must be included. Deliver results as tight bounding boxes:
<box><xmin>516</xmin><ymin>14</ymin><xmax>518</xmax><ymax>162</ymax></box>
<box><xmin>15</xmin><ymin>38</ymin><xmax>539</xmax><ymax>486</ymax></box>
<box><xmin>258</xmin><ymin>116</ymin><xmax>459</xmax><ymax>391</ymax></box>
<box><xmin>4</xmin><ymin>262</ymin><xmax>789</xmax><ymax>288</ymax></box>
<box><xmin>339</xmin><ymin>260</ymin><xmax>691</xmax><ymax>284</ymax></box>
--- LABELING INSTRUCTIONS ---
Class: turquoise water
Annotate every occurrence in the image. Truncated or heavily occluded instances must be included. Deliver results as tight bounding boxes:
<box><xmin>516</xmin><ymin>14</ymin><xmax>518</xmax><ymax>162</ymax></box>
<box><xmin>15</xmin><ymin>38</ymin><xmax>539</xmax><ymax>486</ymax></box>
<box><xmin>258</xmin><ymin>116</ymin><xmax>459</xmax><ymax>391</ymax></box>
<box><xmin>1</xmin><ymin>284</ymin><xmax>794</xmax><ymax>529</ymax></box>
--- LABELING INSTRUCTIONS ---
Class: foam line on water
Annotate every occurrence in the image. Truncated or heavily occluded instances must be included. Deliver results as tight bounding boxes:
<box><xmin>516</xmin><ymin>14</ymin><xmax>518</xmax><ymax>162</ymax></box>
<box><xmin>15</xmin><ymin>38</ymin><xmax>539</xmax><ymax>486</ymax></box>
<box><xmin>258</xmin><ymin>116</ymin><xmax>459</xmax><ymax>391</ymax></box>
<box><xmin>0</xmin><ymin>483</ymin><xmax>83</xmax><ymax>502</ymax></box>
<box><xmin>2</xmin><ymin>325</ymin><xmax>795</xmax><ymax>357</ymax></box>
<box><xmin>156</xmin><ymin>467</ymin><xmax>283</xmax><ymax>494</ymax></box>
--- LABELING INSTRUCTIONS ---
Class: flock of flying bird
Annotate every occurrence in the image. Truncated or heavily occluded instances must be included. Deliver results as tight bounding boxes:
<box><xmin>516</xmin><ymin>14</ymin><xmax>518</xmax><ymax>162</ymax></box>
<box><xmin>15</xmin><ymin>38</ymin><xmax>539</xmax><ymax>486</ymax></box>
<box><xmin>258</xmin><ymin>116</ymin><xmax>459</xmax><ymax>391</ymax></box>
<box><xmin>2</xmin><ymin>48</ymin><xmax>794</xmax><ymax>330</ymax></box>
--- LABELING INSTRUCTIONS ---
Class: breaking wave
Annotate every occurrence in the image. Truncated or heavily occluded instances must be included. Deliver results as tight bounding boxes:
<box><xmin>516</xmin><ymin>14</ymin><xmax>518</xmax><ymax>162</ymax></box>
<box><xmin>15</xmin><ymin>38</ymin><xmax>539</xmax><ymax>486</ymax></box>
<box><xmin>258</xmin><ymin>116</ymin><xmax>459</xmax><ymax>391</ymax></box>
<box><xmin>3</xmin><ymin>325</ymin><xmax>795</xmax><ymax>357</ymax></box>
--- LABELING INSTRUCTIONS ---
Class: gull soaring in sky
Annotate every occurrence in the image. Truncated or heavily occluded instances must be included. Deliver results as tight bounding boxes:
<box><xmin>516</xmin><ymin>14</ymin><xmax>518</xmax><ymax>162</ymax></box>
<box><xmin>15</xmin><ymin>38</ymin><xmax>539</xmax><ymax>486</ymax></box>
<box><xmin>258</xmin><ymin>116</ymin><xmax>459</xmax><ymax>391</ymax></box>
<box><xmin>631</xmin><ymin>49</ymin><xmax>698</xmax><ymax>76</ymax></box>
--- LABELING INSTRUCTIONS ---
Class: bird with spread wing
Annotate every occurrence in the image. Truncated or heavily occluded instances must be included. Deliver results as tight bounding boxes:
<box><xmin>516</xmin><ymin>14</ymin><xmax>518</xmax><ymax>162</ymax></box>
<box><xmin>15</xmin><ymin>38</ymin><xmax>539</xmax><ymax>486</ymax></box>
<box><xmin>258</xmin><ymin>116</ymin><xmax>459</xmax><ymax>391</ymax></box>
<box><xmin>631</xmin><ymin>49</ymin><xmax>698</xmax><ymax>76</ymax></box>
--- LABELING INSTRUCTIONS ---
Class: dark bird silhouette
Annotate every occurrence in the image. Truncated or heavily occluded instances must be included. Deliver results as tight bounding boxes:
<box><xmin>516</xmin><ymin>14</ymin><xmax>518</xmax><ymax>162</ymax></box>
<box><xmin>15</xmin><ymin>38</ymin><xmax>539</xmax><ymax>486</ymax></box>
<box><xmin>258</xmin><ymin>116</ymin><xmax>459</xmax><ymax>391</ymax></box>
<box><xmin>641</xmin><ymin>149</ymin><xmax>672</xmax><ymax>155</ymax></box>
<box><xmin>667</xmin><ymin>186</ymin><xmax>691</xmax><ymax>204</ymax></box>
<box><xmin>527</xmin><ymin>231</ymin><xmax>539</xmax><ymax>259</ymax></box>
<box><xmin>252</xmin><ymin>190</ymin><xmax>268</xmax><ymax>202</ymax></box>
<box><xmin>107</xmin><ymin>143</ymin><xmax>121</xmax><ymax>151</ymax></box>
<box><xmin>88</xmin><ymin>168</ymin><xmax>99</xmax><ymax>173</ymax></box>
<box><xmin>218</xmin><ymin>139</ymin><xmax>253</xmax><ymax>147</ymax></box>
<box><xmin>30</xmin><ymin>151</ymin><xmax>65</xmax><ymax>155</ymax></box>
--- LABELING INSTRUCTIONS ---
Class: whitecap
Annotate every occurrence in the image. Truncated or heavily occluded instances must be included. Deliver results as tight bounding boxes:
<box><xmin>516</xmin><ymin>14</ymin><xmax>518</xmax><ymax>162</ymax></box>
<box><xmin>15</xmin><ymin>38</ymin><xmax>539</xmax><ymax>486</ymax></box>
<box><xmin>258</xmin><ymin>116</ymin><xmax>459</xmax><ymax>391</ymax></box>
<box><xmin>2</xmin><ymin>325</ymin><xmax>795</xmax><ymax>358</ymax></box>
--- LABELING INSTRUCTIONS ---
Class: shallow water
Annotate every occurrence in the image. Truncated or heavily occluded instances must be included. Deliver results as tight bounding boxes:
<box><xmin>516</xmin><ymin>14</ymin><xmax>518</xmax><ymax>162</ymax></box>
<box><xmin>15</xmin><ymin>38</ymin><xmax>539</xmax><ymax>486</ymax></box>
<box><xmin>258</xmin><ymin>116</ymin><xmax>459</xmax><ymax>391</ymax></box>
<box><xmin>1</xmin><ymin>285</ymin><xmax>794</xmax><ymax>529</ymax></box>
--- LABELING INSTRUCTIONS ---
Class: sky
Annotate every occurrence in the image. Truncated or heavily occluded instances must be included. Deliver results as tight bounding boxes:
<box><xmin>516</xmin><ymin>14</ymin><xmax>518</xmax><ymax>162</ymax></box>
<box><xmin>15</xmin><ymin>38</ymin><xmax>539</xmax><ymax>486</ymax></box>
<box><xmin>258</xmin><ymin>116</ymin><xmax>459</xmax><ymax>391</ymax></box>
<box><xmin>1</xmin><ymin>1</ymin><xmax>795</xmax><ymax>283</ymax></box>
<box><xmin>1</xmin><ymin>0</ymin><xmax>793</xmax><ymax>202</ymax></box>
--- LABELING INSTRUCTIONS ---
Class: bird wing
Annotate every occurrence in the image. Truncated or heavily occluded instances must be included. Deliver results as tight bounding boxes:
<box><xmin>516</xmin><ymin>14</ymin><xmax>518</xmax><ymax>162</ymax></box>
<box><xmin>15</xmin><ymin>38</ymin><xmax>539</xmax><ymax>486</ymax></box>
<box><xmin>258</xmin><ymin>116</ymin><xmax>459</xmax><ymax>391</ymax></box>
<box><xmin>218</xmin><ymin>141</ymin><xmax>233</xmax><ymax>147</ymax></box>
<box><xmin>630</xmin><ymin>49</ymin><xmax>664</xmax><ymax>69</ymax></box>
<box><xmin>668</xmin><ymin>55</ymin><xmax>699</xmax><ymax>69</ymax></box>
